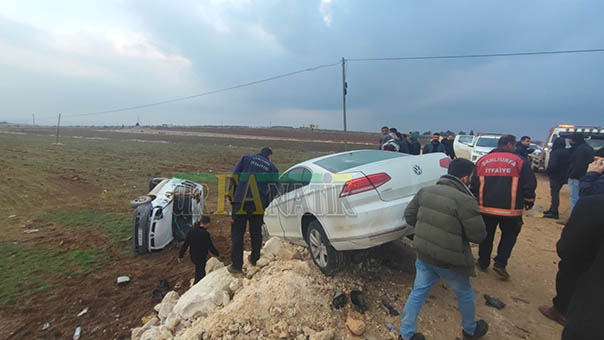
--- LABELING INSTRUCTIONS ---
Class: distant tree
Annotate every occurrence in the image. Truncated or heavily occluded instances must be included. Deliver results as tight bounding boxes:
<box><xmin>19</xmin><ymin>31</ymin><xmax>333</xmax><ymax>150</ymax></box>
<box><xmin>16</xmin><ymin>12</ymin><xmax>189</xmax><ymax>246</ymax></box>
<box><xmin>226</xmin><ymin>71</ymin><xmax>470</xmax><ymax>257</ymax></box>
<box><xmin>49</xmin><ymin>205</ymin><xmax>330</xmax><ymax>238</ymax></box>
<box><xmin>469</xmin><ymin>130</ymin><xmax>475</xmax><ymax>135</ymax></box>
<box><xmin>444</xmin><ymin>130</ymin><xmax>454</xmax><ymax>136</ymax></box>
<box><xmin>422</xmin><ymin>131</ymin><xmax>432</xmax><ymax>136</ymax></box>
<box><xmin>459</xmin><ymin>130</ymin><xmax>466</xmax><ymax>135</ymax></box>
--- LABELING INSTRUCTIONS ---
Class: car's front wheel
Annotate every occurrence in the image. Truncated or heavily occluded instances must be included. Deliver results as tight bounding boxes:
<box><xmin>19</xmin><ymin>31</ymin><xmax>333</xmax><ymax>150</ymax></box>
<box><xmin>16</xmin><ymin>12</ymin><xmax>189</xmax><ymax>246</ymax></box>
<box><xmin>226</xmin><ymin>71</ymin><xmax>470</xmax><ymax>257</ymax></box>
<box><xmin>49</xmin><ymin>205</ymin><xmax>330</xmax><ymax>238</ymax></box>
<box><xmin>305</xmin><ymin>220</ymin><xmax>345</xmax><ymax>275</ymax></box>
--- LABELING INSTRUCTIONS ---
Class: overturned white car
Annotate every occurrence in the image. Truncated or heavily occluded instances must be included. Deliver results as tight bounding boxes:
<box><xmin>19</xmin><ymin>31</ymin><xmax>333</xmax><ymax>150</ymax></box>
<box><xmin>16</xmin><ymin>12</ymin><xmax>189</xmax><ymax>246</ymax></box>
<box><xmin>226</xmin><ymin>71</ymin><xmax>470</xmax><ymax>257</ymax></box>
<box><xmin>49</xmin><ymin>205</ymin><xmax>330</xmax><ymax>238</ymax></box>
<box><xmin>130</xmin><ymin>178</ymin><xmax>204</xmax><ymax>254</ymax></box>
<box><xmin>263</xmin><ymin>150</ymin><xmax>450</xmax><ymax>274</ymax></box>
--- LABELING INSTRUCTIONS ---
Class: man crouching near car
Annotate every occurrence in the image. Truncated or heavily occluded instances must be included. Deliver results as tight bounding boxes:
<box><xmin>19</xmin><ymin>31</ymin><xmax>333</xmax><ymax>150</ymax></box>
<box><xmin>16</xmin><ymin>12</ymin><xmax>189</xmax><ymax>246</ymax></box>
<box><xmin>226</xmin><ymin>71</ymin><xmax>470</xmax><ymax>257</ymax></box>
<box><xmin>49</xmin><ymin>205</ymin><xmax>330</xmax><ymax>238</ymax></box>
<box><xmin>399</xmin><ymin>158</ymin><xmax>488</xmax><ymax>340</ymax></box>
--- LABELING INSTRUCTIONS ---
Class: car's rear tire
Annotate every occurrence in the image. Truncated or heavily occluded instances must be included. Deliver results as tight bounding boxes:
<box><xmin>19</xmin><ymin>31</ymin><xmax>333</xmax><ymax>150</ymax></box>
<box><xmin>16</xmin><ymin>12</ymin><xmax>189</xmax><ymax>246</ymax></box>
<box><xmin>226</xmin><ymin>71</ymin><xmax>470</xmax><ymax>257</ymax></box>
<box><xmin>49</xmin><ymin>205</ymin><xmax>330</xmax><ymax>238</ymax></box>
<box><xmin>130</xmin><ymin>195</ymin><xmax>152</xmax><ymax>209</ymax></box>
<box><xmin>305</xmin><ymin>220</ymin><xmax>345</xmax><ymax>276</ymax></box>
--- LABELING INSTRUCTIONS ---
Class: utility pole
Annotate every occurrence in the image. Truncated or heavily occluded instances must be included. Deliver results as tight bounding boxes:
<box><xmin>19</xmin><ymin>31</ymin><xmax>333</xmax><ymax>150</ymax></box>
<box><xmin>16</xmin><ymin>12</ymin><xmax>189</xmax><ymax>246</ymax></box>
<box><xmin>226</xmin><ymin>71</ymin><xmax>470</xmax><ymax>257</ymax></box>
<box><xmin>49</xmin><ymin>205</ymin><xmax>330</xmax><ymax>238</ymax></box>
<box><xmin>55</xmin><ymin>114</ymin><xmax>61</xmax><ymax>144</ymax></box>
<box><xmin>341</xmin><ymin>57</ymin><xmax>348</xmax><ymax>150</ymax></box>
<box><xmin>32</xmin><ymin>114</ymin><xmax>35</xmax><ymax>125</ymax></box>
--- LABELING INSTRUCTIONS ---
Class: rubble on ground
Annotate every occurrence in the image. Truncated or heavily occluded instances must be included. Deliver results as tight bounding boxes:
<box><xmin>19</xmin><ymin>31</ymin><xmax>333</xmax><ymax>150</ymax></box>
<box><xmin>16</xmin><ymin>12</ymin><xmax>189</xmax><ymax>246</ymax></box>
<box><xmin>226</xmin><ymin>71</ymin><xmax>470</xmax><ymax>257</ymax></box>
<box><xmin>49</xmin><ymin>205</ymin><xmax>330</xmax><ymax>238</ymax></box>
<box><xmin>131</xmin><ymin>237</ymin><xmax>395</xmax><ymax>340</ymax></box>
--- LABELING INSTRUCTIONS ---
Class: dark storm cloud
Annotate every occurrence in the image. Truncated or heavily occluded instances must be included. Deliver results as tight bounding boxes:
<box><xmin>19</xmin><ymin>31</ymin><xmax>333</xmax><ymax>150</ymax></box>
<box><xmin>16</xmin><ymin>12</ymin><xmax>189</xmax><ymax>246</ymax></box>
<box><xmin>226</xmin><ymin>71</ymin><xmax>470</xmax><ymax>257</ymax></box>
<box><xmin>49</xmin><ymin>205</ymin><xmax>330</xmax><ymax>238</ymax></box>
<box><xmin>1</xmin><ymin>1</ymin><xmax>603</xmax><ymax>138</ymax></box>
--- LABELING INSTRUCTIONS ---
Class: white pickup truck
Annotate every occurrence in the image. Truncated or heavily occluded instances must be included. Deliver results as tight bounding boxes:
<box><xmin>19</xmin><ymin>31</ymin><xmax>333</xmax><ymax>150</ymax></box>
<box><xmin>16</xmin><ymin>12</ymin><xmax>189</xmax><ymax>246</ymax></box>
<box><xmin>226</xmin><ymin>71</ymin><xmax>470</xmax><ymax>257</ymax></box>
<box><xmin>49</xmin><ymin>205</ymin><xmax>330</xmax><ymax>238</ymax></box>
<box><xmin>454</xmin><ymin>134</ymin><xmax>501</xmax><ymax>163</ymax></box>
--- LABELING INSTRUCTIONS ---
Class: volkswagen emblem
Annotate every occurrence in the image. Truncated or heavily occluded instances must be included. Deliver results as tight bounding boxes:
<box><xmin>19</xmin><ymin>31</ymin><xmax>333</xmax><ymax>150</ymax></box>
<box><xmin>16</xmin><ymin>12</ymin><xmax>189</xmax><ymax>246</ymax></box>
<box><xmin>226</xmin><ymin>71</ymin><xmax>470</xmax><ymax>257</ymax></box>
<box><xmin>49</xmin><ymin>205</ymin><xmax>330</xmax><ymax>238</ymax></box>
<box><xmin>413</xmin><ymin>165</ymin><xmax>423</xmax><ymax>175</ymax></box>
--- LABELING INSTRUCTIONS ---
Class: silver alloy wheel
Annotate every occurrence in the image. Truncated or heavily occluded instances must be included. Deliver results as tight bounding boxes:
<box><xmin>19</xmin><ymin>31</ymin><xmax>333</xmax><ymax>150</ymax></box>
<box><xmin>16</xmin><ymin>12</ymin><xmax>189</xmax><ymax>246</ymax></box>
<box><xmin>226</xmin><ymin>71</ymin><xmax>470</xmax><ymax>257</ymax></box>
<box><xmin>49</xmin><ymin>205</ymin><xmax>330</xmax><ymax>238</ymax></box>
<box><xmin>309</xmin><ymin>229</ymin><xmax>328</xmax><ymax>268</ymax></box>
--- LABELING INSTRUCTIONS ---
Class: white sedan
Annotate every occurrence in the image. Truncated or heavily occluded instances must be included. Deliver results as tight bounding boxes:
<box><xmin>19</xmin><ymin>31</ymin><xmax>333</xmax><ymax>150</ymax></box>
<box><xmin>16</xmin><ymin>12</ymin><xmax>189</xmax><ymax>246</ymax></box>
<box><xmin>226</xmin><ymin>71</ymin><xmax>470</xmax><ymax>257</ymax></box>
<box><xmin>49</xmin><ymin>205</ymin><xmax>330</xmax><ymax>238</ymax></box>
<box><xmin>263</xmin><ymin>150</ymin><xmax>450</xmax><ymax>274</ymax></box>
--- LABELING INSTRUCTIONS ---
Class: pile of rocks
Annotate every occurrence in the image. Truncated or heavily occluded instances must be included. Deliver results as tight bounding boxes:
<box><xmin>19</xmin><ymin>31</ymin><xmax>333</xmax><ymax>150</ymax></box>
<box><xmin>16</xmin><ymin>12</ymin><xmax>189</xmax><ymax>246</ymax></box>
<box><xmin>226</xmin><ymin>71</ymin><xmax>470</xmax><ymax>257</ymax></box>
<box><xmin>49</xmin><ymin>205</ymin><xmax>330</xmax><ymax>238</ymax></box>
<box><xmin>132</xmin><ymin>237</ymin><xmax>364</xmax><ymax>340</ymax></box>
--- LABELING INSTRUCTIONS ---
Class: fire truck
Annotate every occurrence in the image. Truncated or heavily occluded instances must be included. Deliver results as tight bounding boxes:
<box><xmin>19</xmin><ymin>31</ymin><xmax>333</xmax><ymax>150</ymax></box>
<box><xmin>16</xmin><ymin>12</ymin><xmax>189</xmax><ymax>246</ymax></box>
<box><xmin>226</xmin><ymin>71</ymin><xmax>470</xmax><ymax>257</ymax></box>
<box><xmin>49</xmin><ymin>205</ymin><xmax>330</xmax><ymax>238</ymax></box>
<box><xmin>530</xmin><ymin>124</ymin><xmax>604</xmax><ymax>172</ymax></box>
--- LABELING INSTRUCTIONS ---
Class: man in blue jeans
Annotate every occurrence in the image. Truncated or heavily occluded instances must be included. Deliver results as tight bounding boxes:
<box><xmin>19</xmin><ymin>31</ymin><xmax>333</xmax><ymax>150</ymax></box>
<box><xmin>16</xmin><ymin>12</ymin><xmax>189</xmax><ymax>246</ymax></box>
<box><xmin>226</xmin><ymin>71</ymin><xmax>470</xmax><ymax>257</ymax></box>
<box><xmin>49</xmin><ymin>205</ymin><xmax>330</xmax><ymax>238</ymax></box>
<box><xmin>567</xmin><ymin>133</ymin><xmax>594</xmax><ymax>210</ymax></box>
<box><xmin>401</xmin><ymin>158</ymin><xmax>488</xmax><ymax>340</ymax></box>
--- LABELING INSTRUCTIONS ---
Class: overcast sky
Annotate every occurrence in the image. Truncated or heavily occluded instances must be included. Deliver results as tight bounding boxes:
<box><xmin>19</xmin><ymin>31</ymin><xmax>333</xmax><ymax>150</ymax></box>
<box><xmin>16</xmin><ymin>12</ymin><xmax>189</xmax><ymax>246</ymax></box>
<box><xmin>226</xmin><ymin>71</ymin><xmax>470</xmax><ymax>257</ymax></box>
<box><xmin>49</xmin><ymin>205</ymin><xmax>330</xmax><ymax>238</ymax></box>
<box><xmin>1</xmin><ymin>1</ymin><xmax>603</xmax><ymax>139</ymax></box>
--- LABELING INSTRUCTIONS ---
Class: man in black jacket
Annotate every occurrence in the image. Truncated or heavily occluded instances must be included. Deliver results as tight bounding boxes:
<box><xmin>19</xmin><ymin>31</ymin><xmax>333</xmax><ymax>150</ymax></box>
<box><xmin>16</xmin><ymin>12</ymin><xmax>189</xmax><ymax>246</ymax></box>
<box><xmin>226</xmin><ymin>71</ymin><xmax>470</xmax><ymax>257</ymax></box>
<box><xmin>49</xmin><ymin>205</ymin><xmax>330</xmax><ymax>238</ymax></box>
<box><xmin>568</xmin><ymin>133</ymin><xmax>594</xmax><ymax>210</ymax></box>
<box><xmin>538</xmin><ymin>194</ymin><xmax>604</xmax><ymax>340</ymax></box>
<box><xmin>472</xmin><ymin>135</ymin><xmax>537</xmax><ymax>281</ymax></box>
<box><xmin>178</xmin><ymin>215</ymin><xmax>220</xmax><ymax>284</ymax></box>
<box><xmin>515</xmin><ymin>136</ymin><xmax>532</xmax><ymax>159</ymax></box>
<box><xmin>422</xmin><ymin>133</ymin><xmax>446</xmax><ymax>154</ymax></box>
<box><xmin>579</xmin><ymin>147</ymin><xmax>604</xmax><ymax>197</ymax></box>
<box><xmin>399</xmin><ymin>134</ymin><xmax>411</xmax><ymax>154</ymax></box>
<box><xmin>442</xmin><ymin>134</ymin><xmax>457</xmax><ymax>159</ymax></box>
<box><xmin>544</xmin><ymin>138</ymin><xmax>570</xmax><ymax>219</ymax></box>
<box><xmin>407</xmin><ymin>133</ymin><xmax>421</xmax><ymax>155</ymax></box>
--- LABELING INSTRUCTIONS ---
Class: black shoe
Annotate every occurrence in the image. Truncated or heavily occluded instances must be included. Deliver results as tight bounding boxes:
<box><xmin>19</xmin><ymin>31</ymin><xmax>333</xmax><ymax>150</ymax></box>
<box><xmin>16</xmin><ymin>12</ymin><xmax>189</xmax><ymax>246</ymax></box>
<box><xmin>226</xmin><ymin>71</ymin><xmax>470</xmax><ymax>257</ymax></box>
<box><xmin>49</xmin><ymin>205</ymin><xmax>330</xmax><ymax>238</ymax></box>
<box><xmin>463</xmin><ymin>320</ymin><xmax>488</xmax><ymax>340</ymax></box>
<box><xmin>543</xmin><ymin>210</ymin><xmax>552</xmax><ymax>215</ymax></box>
<box><xmin>543</xmin><ymin>211</ymin><xmax>559</xmax><ymax>219</ymax></box>
<box><xmin>247</xmin><ymin>255</ymin><xmax>257</xmax><ymax>266</ymax></box>
<box><xmin>399</xmin><ymin>333</ymin><xmax>425</xmax><ymax>340</ymax></box>
<box><xmin>227</xmin><ymin>265</ymin><xmax>243</xmax><ymax>274</ymax></box>
<box><xmin>475</xmin><ymin>261</ymin><xmax>488</xmax><ymax>272</ymax></box>
<box><xmin>493</xmin><ymin>266</ymin><xmax>510</xmax><ymax>281</ymax></box>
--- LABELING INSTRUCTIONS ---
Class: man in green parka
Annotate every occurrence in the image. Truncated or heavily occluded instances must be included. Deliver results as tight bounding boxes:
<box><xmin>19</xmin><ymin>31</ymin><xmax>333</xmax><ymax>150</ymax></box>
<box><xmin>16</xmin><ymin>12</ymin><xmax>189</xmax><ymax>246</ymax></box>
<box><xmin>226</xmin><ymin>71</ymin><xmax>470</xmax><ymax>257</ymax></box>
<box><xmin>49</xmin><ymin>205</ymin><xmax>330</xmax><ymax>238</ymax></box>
<box><xmin>399</xmin><ymin>158</ymin><xmax>488</xmax><ymax>340</ymax></box>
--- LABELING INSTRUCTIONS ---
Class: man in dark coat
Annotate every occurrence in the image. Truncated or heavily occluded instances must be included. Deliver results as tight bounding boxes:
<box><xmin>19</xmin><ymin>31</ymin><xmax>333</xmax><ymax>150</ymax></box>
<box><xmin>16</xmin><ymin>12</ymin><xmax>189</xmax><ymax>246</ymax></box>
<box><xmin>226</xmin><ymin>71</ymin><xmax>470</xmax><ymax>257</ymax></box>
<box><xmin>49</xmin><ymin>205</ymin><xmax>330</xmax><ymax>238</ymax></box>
<box><xmin>228</xmin><ymin>147</ymin><xmax>278</xmax><ymax>273</ymax></box>
<box><xmin>515</xmin><ymin>136</ymin><xmax>533</xmax><ymax>159</ymax></box>
<box><xmin>422</xmin><ymin>133</ymin><xmax>446</xmax><ymax>154</ymax></box>
<box><xmin>567</xmin><ymin>133</ymin><xmax>594</xmax><ymax>210</ymax></box>
<box><xmin>178</xmin><ymin>215</ymin><xmax>220</xmax><ymax>284</ymax></box>
<box><xmin>441</xmin><ymin>134</ymin><xmax>457</xmax><ymax>159</ymax></box>
<box><xmin>401</xmin><ymin>158</ymin><xmax>488</xmax><ymax>340</ymax></box>
<box><xmin>579</xmin><ymin>147</ymin><xmax>604</xmax><ymax>197</ymax></box>
<box><xmin>544</xmin><ymin>138</ymin><xmax>570</xmax><ymax>219</ymax></box>
<box><xmin>407</xmin><ymin>133</ymin><xmax>421</xmax><ymax>155</ymax></box>
<box><xmin>538</xmin><ymin>194</ymin><xmax>604</xmax><ymax>340</ymax></box>
<box><xmin>399</xmin><ymin>134</ymin><xmax>411</xmax><ymax>154</ymax></box>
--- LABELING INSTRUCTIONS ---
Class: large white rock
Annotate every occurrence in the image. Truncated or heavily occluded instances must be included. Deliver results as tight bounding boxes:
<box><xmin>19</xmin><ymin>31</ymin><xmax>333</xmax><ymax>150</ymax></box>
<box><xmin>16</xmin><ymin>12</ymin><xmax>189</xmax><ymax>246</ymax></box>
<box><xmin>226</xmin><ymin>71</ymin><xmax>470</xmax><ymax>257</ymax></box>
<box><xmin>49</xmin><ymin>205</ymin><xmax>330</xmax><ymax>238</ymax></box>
<box><xmin>171</xmin><ymin>267</ymin><xmax>235</xmax><ymax>320</ymax></box>
<box><xmin>140</xmin><ymin>327</ymin><xmax>160</xmax><ymax>340</ymax></box>
<box><xmin>164</xmin><ymin>314</ymin><xmax>180</xmax><ymax>333</ymax></box>
<box><xmin>158</xmin><ymin>291</ymin><xmax>180</xmax><ymax>321</ymax></box>
<box><xmin>205</xmin><ymin>257</ymin><xmax>224</xmax><ymax>274</ymax></box>
<box><xmin>262</xmin><ymin>237</ymin><xmax>289</xmax><ymax>259</ymax></box>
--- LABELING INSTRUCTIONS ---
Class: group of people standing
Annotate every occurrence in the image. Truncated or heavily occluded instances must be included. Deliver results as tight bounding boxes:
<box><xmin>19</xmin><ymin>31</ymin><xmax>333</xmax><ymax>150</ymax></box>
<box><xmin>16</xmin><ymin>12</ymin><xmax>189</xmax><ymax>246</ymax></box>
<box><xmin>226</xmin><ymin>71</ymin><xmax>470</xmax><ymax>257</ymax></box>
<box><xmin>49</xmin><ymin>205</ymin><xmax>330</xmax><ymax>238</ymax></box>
<box><xmin>398</xmin><ymin>131</ymin><xmax>603</xmax><ymax>340</ymax></box>
<box><xmin>544</xmin><ymin>132</ymin><xmax>603</xmax><ymax>219</ymax></box>
<box><xmin>379</xmin><ymin>126</ymin><xmax>456</xmax><ymax>159</ymax></box>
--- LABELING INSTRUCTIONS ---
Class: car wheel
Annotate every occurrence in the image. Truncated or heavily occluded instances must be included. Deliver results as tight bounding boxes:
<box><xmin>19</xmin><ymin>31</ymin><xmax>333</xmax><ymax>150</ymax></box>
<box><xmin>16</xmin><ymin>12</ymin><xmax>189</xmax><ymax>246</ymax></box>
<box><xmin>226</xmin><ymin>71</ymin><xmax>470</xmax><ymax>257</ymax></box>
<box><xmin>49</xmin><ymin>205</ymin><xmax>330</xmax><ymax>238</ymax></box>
<box><xmin>305</xmin><ymin>220</ymin><xmax>345</xmax><ymax>275</ymax></box>
<box><xmin>130</xmin><ymin>195</ymin><xmax>152</xmax><ymax>209</ymax></box>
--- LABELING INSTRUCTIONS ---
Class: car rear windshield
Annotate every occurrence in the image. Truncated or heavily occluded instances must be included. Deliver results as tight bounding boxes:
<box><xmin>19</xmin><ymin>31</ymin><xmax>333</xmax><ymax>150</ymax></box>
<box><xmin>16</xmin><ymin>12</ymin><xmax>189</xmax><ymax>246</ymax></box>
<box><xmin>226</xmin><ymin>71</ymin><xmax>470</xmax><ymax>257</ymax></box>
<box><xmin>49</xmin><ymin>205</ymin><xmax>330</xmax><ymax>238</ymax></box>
<box><xmin>475</xmin><ymin>137</ymin><xmax>499</xmax><ymax>147</ymax></box>
<box><xmin>314</xmin><ymin>150</ymin><xmax>407</xmax><ymax>173</ymax></box>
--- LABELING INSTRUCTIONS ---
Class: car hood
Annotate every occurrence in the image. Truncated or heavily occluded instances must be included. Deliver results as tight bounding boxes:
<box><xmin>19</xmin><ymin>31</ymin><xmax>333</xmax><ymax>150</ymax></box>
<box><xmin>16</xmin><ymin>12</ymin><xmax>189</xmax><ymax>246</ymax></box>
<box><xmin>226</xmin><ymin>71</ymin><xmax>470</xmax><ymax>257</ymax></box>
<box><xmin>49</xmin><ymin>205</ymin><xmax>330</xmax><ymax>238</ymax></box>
<box><xmin>473</xmin><ymin>146</ymin><xmax>495</xmax><ymax>153</ymax></box>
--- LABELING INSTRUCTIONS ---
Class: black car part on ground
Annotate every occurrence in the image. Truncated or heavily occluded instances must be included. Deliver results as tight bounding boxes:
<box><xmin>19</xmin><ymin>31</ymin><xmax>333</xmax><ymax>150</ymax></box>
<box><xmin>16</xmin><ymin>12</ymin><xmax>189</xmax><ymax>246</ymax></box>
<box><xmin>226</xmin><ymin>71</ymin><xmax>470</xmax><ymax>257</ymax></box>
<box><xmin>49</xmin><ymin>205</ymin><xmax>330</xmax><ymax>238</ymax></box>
<box><xmin>132</xmin><ymin>202</ymin><xmax>153</xmax><ymax>254</ymax></box>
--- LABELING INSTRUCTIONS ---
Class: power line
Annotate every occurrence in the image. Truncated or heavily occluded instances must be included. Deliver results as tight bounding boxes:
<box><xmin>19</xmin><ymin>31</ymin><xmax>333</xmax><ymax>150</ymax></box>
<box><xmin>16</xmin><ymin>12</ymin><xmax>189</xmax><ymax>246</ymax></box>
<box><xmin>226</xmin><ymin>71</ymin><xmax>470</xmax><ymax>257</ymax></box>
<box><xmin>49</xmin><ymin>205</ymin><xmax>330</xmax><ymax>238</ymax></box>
<box><xmin>347</xmin><ymin>48</ymin><xmax>604</xmax><ymax>62</ymax></box>
<box><xmin>62</xmin><ymin>62</ymin><xmax>340</xmax><ymax>118</ymax></box>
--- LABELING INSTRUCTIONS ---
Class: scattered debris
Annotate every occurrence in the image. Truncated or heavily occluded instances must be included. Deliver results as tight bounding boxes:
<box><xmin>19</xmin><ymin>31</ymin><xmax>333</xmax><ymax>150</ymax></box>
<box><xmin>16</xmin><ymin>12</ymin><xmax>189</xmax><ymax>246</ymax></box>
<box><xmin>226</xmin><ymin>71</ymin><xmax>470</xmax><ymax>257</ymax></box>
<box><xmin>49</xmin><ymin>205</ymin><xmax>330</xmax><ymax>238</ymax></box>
<box><xmin>386</xmin><ymin>323</ymin><xmax>395</xmax><ymax>332</ymax></box>
<box><xmin>77</xmin><ymin>307</ymin><xmax>88</xmax><ymax>317</ymax></box>
<box><xmin>511</xmin><ymin>296</ymin><xmax>530</xmax><ymax>304</ymax></box>
<box><xmin>116</xmin><ymin>276</ymin><xmax>131</xmax><ymax>285</ymax></box>
<box><xmin>332</xmin><ymin>291</ymin><xmax>347</xmax><ymax>309</ymax></box>
<box><xmin>23</xmin><ymin>229</ymin><xmax>40</xmax><ymax>234</ymax></box>
<box><xmin>152</xmin><ymin>289</ymin><xmax>164</xmax><ymax>301</ymax></box>
<box><xmin>380</xmin><ymin>299</ymin><xmax>399</xmax><ymax>316</ymax></box>
<box><xmin>345</xmin><ymin>314</ymin><xmax>367</xmax><ymax>336</ymax></box>
<box><xmin>8</xmin><ymin>215</ymin><xmax>17</xmax><ymax>219</ymax></box>
<box><xmin>484</xmin><ymin>294</ymin><xmax>506</xmax><ymax>310</ymax></box>
<box><xmin>42</xmin><ymin>322</ymin><xmax>50</xmax><ymax>331</ymax></box>
<box><xmin>351</xmin><ymin>290</ymin><xmax>368</xmax><ymax>313</ymax></box>
<box><xmin>73</xmin><ymin>326</ymin><xmax>82</xmax><ymax>340</ymax></box>
<box><xmin>158</xmin><ymin>279</ymin><xmax>171</xmax><ymax>291</ymax></box>
<box><xmin>174</xmin><ymin>280</ymin><xmax>183</xmax><ymax>290</ymax></box>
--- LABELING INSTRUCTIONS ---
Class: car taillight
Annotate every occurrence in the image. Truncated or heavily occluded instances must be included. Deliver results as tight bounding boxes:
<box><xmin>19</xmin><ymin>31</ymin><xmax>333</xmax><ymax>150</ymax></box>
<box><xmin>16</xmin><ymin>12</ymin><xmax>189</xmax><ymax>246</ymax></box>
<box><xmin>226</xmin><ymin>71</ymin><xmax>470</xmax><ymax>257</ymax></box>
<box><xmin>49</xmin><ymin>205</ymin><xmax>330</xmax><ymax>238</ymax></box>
<box><xmin>340</xmin><ymin>173</ymin><xmax>391</xmax><ymax>197</ymax></box>
<box><xmin>440</xmin><ymin>157</ymin><xmax>451</xmax><ymax>168</ymax></box>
